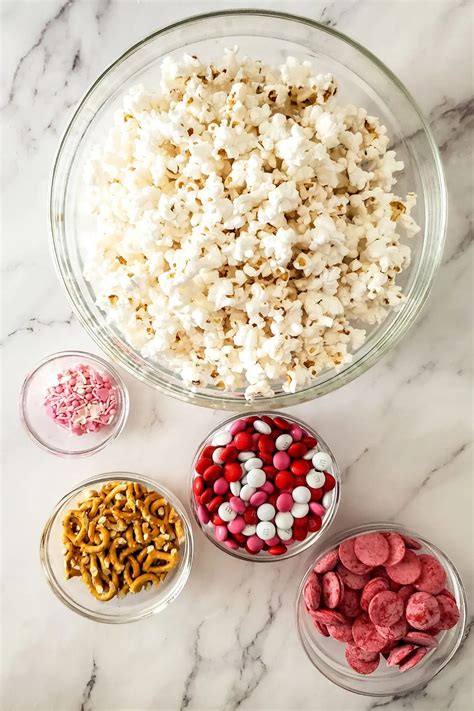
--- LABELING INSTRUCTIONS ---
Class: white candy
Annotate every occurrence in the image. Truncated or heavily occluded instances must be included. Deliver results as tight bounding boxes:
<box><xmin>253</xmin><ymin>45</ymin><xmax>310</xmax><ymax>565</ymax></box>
<box><xmin>256</xmin><ymin>521</ymin><xmax>276</xmax><ymax>541</ymax></box>
<box><xmin>212</xmin><ymin>447</ymin><xmax>224</xmax><ymax>463</ymax></box>
<box><xmin>218</xmin><ymin>502</ymin><xmax>236</xmax><ymax>522</ymax></box>
<box><xmin>244</xmin><ymin>457</ymin><xmax>263</xmax><ymax>471</ymax></box>
<box><xmin>212</xmin><ymin>431</ymin><xmax>232</xmax><ymax>447</ymax></box>
<box><xmin>253</xmin><ymin>420</ymin><xmax>272</xmax><ymax>434</ymax></box>
<box><xmin>240</xmin><ymin>484</ymin><xmax>256</xmax><ymax>501</ymax></box>
<box><xmin>303</xmin><ymin>447</ymin><xmax>318</xmax><ymax>461</ymax></box>
<box><xmin>241</xmin><ymin>474</ymin><xmax>248</xmax><ymax>485</ymax></box>
<box><xmin>322</xmin><ymin>492</ymin><xmax>333</xmax><ymax>509</ymax></box>
<box><xmin>229</xmin><ymin>481</ymin><xmax>242</xmax><ymax>496</ymax></box>
<box><xmin>275</xmin><ymin>511</ymin><xmax>293</xmax><ymax>529</ymax></box>
<box><xmin>238</xmin><ymin>451</ymin><xmax>256</xmax><ymax>462</ymax></box>
<box><xmin>292</xmin><ymin>486</ymin><xmax>311</xmax><ymax>504</ymax></box>
<box><xmin>257</xmin><ymin>503</ymin><xmax>276</xmax><ymax>521</ymax></box>
<box><xmin>275</xmin><ymin>434</ymin><xmax>293</xmax><ymax>451</ymax></box>
<box><xmin>291</xmin><ymin>502</ymin><xmax>309</xmax><ymax>518</ymax></box>
<box><xmin>247</xmin><ymin>468</ymin><xmax>266</xmax><ymax>488</ymax></box>
<box><xmin>242</xmin><ymin>524</ymin><xmax>256</xmax><ymax>536</ymax></box>
<box><xmin>312</xmin><ymin>451</ymin><xmax>332</xmax><ymax>471</ymax></box>
<box><xmin>306</xmin><ymin>470</ymin><xmax>325</xmax><ymax>488</ymax></box>
<box><xmin>277</xmin><ymin>527</ymin><xmax>293</xmax><ymax>541</ymax></box>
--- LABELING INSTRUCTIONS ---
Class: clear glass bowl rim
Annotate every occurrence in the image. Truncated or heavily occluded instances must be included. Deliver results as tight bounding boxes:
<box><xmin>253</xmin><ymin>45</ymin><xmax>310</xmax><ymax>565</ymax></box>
<box><xmin>49</xmin><ymin>9</ymin><xmax>448</xmax><ymax>410</ymax></box>
<box><xmin>19</xmin><ymin>349</ymin><xmax>130</xmax><ymax>458</ymax></box>
<box><xmin>40</xmin><ymin>471</ymin><xmax>194</xmax><ymax>623</ymax></box>
<box><xmin>295</xmin><ymin>521</ymin><xmax>468</xmax><ymax>696</ymax></box>
<box><xmin>189</xmin><ymin>410</ymin><xmax>340</xmax><ymax>562</ymax></box>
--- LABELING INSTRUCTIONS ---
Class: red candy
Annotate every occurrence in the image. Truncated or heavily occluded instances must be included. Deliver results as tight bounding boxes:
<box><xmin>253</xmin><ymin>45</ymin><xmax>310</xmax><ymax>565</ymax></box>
<box><xmin>244</xmin><ymin>507</ymin><xmax>258</xmax><ymax>525</ymax></box>
<box><xmin>368</xmin><ymin>591</ymin><xmax>404</xmax><ymax>627</ymax></box>
<box><xmin>354</xmin><ymin>533</ymin><xmax>389</xmax><ymax>567</ymax></box>
<box><xmin>268</xmin><ymin>545</ymin><xmax>287</xmax><ymax>555</ymax></box>
<box><xmin>406</xmin><ymin>592</ymin><xmax>441</xmax><ymax>630</ymax></box>
<box><xmin>303</xmin><ymin>530</ymin><xmax>461</xmax><ymax>677</ymax></box>
<box><xmin>233</xmin><ymin>431</ymin><xmax>253</xmax><ymax>451</ymax></box>
<box><xmin>224</xmin><ymin>462</ymin><xmax>243</xmax><ymax>482</ymax></box>
<box><xmin>386</xmin><ymin>549</ymin><xmax>422</xmax><ymax>584</ymax></box>
<box><xmin>201</xmin><ymin>445</ymin><xmax>215</xmax><ymax>459</ymax></box>
<box><xmin>288</xmin><ymin>443</ymin><xmax>307</xmax><ymax>458</ymax></box>
<box><xmin>199</xmin><ymin>489</ymin><xmax>213</xmax><ymax>506</ymax></box>
<box><xmin>203</xmin><ymin>465</ymin><xmax>222</xmax><ymax>483</ymax></box>
<box><xmin>291</xmin><ymin>459</ymin><xmax>311</xmax><ymax>476</ymax></box>
<box><xmin>193</xmin><ymin>476</ymin><xmax>204</xmax><ymax>496</ymax></box>
<box><xmin>345</xmin><ymin>645</ymin><xmax>380</xmax><ymax>675</ymax></box>
<box><xmin>323</xmin><ymin>473</ymin><xmax>336</xmax><ymax>492</ymax></box>
<box><xmin>208</xmin><ymin>495</ymin><xmax>224</xmax><ymax>513</ymax></box>
<box><xmin>308</xmin><ymin>514</ymin><xmax>322</xmax><ymax>533</ymax></box>
<box><xmin>386</xmin><ymin>644</ymin><xmax>416</xmax><ymax>667</ymax></box>
<box><xmin>322</xmin><ymin>572</ymin><xmax>343</xmax><ymax>609</ymax></box>
<box><xmin>220</xmin><ymin>445</ymin><xmax>239</xmax><ymax>463</ymax></box>
<box><xmin>383</xmin><ymin>532</ymin><xmax>406</xmax><ymax>567</ymax></box>
<box><xmin>398</xmin><ymin>646</ymin><xmax>428</xmax><ymax>672</ymax></box>
<box><xmin>436</xmin><ymin>593</ymin><xmax>460</xmax><ymax>630</ymax></box>
<box><xmin>258</xmin><ymin>434</ymin><xmax>275</xmax><ymax>454</ymax></box>
<box><xmin>360</xmin><ymin>577</ymin><xmax>390</xmax><ymax>611</ymax></box>
<box><xmin>414</xmin><ymin>554</ymin><xmax>447</xmax><ymax>595</ymax></box>
<box><xmin>273</xmin><ymin>416</ymin><xmax>291</xmax><ymax>430</ymax></box>
<box><xmin>195</xmin><ymin>457</ymin><xmax>213</xmax><ymax>475</ymax></box>
<box><xmin>314</xmin><ymin>548</ymin><xmax>339</xmax><ymax>574</ymax></box>
<box><xmin>275</xmin><ymin>471</ymin><xmax>295</xmax><ymax>490</ymax></box>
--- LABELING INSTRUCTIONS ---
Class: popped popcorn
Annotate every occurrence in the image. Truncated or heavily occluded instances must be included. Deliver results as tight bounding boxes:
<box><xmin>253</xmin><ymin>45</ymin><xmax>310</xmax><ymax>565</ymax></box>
<box><xmin>84</xmin><ymin>51</ymin><xmax>419</xmax><ymax>399</ymax></box>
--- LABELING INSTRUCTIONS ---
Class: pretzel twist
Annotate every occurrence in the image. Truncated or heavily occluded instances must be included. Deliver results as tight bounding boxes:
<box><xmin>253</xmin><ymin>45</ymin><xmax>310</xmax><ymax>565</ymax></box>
<box><xmin>62</xmin><ymin>481</ymin><xmax>183</xmax><ymax>602</ymax></box>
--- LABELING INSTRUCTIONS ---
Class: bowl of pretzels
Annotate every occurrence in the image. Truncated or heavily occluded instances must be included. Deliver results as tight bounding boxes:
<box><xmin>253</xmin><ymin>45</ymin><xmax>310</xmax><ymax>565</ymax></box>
<box><xmin>40</xmin><ymin>472</ymin><xmax>194</xmax><ymax>623</ymax></box>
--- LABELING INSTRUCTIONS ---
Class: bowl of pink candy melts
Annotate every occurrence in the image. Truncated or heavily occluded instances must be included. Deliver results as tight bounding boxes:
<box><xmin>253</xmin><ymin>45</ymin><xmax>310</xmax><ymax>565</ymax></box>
<box><xmin>20</xmin><ymin>350</ymin><xmax>129</xmax><ymax>457</ymax></box>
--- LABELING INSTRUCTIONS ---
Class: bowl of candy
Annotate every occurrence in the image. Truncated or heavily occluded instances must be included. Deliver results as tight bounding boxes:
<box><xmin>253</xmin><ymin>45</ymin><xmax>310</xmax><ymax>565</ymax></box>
<box><xmin>20</xmin><ymin>350</ymin><xmax>129</xmax><ymax>457</ymax></box>
<box><xmin>296</xmin><ymin>523</ymin><xmax>467</xmax><ymax>695</ymax></box>
<box><xmin>190</xmin><ymin>411</ymin><xmax>340</xmax><ymax>560</ymax></box>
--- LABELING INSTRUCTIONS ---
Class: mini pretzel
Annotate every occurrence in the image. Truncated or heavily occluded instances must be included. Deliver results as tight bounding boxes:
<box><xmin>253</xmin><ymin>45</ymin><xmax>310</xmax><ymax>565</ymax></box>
<box><xmin>62</xmin><ymin>480</ymin><xmax>184</xmax><ymax>602</ymax></box>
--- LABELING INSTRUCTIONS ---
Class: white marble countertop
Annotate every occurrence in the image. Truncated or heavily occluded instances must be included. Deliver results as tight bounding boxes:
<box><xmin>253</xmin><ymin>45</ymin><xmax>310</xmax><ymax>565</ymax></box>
<box><xmin>1</xmin><ymin>1</ymin><xmax>473</xmax><ymax>709</ymax></box>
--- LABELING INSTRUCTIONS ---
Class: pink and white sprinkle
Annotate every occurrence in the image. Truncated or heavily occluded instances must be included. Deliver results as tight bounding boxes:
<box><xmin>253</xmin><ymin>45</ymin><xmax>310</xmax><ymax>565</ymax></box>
<box><xmin>43</xmin><ymin>363</ymin><xmax>117</xmax><ymax>436</ymax></box>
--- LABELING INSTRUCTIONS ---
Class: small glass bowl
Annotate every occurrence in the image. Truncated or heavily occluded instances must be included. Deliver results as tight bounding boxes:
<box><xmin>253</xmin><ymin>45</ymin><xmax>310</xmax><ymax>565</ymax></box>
<box><xmin>20</xmin><ymin>350</ymin><xmax>129</xmax><ymax>457</ymax></box>
<box><xmin>189</xmin><ymin>411</ymin><xmax>340</xmax><ymax>562</ymax></box>
<box><xmin>295</xmin><ymin>523</ymin><xmax>467</xmax><ymax>696</ymax></box>
<box><xmin>40</xmin><ymin>472</ymin><xmax>194</xmax><ymax>623</ymax></box>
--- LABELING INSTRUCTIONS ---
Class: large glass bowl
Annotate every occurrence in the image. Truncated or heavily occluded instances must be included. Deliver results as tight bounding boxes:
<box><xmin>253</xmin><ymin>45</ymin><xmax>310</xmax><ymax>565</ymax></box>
<box><xmin>295</xmin><ymin>523</ymin><xmax>467</xmax><ymax>696</ymax></box>
<box><xmin>40</xmin><ymin>472</ymin><xmax>194</xmax><ymax>623</ymax></box>
<box><xmin>50</xmin><ymin>10</ymin><xmax>447</xmax><ymax>410</ymax></box>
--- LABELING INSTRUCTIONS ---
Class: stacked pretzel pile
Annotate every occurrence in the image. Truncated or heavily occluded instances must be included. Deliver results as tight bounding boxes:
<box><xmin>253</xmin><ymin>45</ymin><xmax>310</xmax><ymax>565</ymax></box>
<box><xmin>62</xmin><ymin>481</ymin><xmax>184</xmax><ymax>601</ymax></box>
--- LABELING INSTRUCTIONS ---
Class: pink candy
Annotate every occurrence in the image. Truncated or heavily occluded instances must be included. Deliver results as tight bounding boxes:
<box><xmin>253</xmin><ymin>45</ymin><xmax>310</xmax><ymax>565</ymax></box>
<box><xmin>43</xmin><ymin>363</ymin><xmax>117</xmax><ymax>436</ymax></box>
<box><xmin>261</xmin><ymin>481</ymin><xmax>274</xmax><ymax>494</ymax></box>
<box><xmin>229</xmin><ymin>419</ymin><xmax>246</xmax><ymax>435</ymax></box>
<box><xmin>310</xmin><ymin>502</ymin><xmax>326</xmax><ymax>516</ymax></box>
<box><xmin>273</xmin><ymin>451</ymin><xmax>290</xmax><ymax>470</ymax></box>
<box><xmin>229</xmin><ymin>496</ymin><xmax>245</xmax><ymax>514</ymax></box>
<box><xmin>246</xmin><ymin>535</ymin><xmax>264</xmax><ymax>553</ymax></box>
<box><xmin>250</xmin><ymin>491</ymin><xmax>267</xmax><ymax>507</ymax></box>
<box><xmin>214</xmin><ymin>478</ymin><xmax>229</xmax><ymax>495</ymax></box>
<box><xmin>198</xmin><ymin>505</ymin><xmax>210</xmax><ymax>525</ymax></box>
<box><xmin>276</xmin><ymin>493</ymin><xmax>293</xmax><ymax>512</ymax></box>
<box><xmin>215</xmin><ymin>525</ymin><xmax>228</xmax><ymax>541</ymax></box>
<box><xmin>228</xmin><ymin>516</ymin><xmax>246</xmax><ymax>534</ymax></box>
<box><xmin>290</xmin><ymin>425</ymin><xmax>303</xmax><ymax>441</ymax></box>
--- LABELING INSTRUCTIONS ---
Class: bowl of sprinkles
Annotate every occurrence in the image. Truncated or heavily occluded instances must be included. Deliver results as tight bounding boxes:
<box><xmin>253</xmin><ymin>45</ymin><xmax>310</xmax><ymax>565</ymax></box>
<box><xmin>20</xmin><ymin>350</ymin><xmax>129</xmax><ymax>457</ymax></box>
